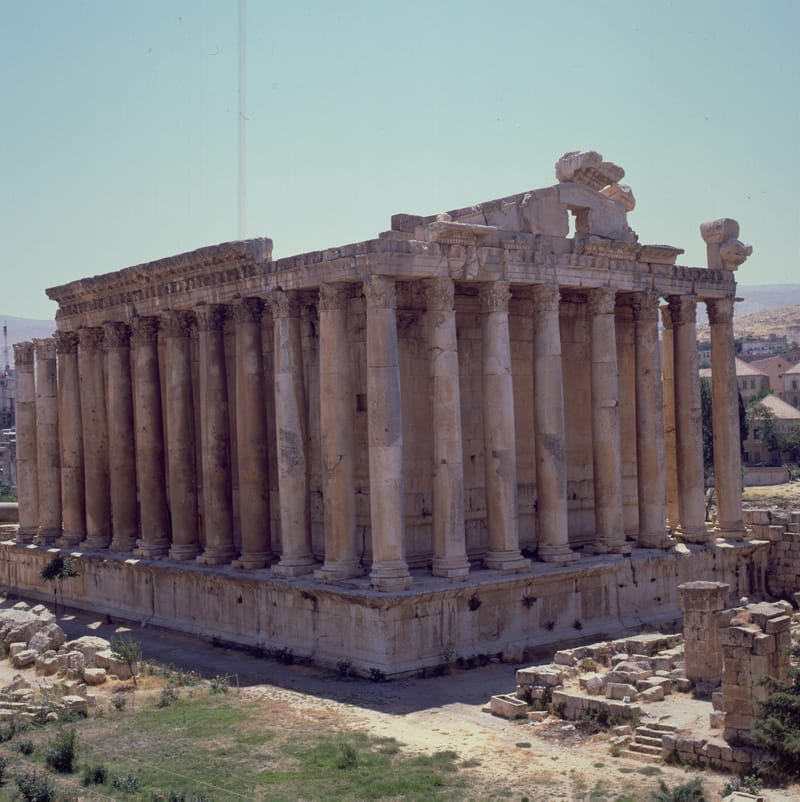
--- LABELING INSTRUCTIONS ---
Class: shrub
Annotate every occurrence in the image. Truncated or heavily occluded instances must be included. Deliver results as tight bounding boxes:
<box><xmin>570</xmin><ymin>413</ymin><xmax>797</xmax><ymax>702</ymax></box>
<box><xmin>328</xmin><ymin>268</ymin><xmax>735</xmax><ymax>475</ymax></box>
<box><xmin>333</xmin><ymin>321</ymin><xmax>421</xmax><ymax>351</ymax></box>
<box><xmin>110</xmin><ymin>636</ymin><xmax>142</xmax><ymax>687</ymax></box>
<box><xmin>16</xmin><ymin>738</ymin><xmax>35</xmax><ymax>755</ymax></box>
<box><xmin>111</xmin><ymin>695</ymin><xmax>127</xmax><ymax>711</ymax></box>
<box><xmin>15</xmin><ymin>769</ymin><xmax>55</xmax><ymax>802</ymax></box>
<box><xmin>81</xmin><ymin>763</ymin><xmax>107</xmax><ymax>786</ymax></box>
<box><xmin>45</xmin><ymin>726</ymin><xmax>78</xmax><ymax>773</ymax></box>
<box><xmin>111</xmin><ymin>772</ymin><xmax>140</xmax><ymax>793</ymax></box>
<box><xmin>159</xmin><ymin>688</ymin><xmax>179</xmax><ymax>708</ymax></box>
<box><xmin>209</xmin><ymin>674</ymin><xmax>230</xmax><ymax>694</ymax></box>
<box><xmin>649</xmin><ymin>776</ymin><xmax>706</xmax><ymax>802</ymax></box>
<box><xmin>336</xmin><ymin>659</ymin><xmax>352</xmax><ymax>678</ymax></box>
<box><xmin>337</xmin><ymin>743</ymin><xmax>358</xmax><ymax>769</ymax></box>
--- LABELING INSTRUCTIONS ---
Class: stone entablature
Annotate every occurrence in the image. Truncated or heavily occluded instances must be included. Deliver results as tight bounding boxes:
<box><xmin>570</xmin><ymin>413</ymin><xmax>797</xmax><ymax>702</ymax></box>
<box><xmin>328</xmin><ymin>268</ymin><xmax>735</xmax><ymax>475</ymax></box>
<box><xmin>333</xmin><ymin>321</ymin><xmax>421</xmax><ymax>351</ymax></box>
<box><xmin>11</xmin><ymin>150</ymin><xmax>757</xmax><ymax>668</ymax></box>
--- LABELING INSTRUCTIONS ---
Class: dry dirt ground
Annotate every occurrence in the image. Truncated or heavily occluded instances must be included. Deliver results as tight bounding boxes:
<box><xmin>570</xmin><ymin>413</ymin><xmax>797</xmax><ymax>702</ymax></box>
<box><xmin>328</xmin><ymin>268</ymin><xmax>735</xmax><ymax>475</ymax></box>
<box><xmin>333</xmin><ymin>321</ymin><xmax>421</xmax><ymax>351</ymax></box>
<box><xmin>3</xmin><ymin>601</ymin><xmax>798</xmax><ymax>801</ymax></box>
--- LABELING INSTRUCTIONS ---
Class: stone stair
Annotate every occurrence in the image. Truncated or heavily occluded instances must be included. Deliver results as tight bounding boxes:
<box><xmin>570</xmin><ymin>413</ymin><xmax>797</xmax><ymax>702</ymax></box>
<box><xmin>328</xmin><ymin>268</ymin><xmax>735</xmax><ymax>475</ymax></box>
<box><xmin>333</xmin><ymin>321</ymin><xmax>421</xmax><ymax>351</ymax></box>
<box><xmin>624</xmin><ymin>722</ymin><xmax>676</xmax><ymax>762</ymax></box>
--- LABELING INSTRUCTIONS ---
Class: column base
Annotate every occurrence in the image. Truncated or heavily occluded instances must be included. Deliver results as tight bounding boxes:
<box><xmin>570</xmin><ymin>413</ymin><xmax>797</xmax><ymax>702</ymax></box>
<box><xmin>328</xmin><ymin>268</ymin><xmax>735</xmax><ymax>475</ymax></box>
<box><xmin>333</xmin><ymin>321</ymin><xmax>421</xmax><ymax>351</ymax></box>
<box><xmin>81</xmin><ymin>535</ymin><xmax>111</xmax><ymax>551</ymax></box>
<box><xmin>584</xmin><ymin>543</ymin><xmax>631</xmax><ymax>557</ymax></box>
<box><xmin>676</xmin><ymin>526</ymin><xmax>710</xmax><ymax>544</ymax></box>
<box><xmin>196</xmin><ymin>547</ymin><xmax>237</xmax><ymax>566</ymax></box>
<box><xmin>713</xmin><ymin>524</ymin><xmax>748</xmax><ymax>542</ymax></box>
<box><xmin>232</xmin><ymin>552</ymin><xmax>272</xmax><ymax>570</ymax></box>
<box><xmin>109</xmin><ymin>537</ymin><xmax>137</xmax><ymax>553</ymax></box>
<box><xmin>638</xmin><ymin>532</ymin><xmax>675</xmax><ymax>550</ymax></box>
<box><xmin>133</xmin><ymin>542</ymin><xmax>169</xmax><ymax>558</ymax></box>
<box><xmin>16</xmin><ymin>528</ymin><xmax>38</xmax><ymax>544</ymax></box>
<box><xmin>59</xmin><ymin>531</ymin><xmax>85</xmax><ymax>548</ymax></box>
<box><xmin>538</xmin><ymin>544</ymin><xmax>579</xmax><ymax>564</ymax></box>
<box><xmin>37</xmin><ymin>528</ymin><xmax>62</xmax><ymax>546</ymax></box>
<box><xmin>484</xmin><ymin>551</ymin><xmax>531</xmax><ymax>572</ymax></box>
<box><xmin>370</xmin><ymin>560</ymin><xmax>412</xmax><ymax>591</ymax></box>
<box><xmin>272</xmin><ymin>556</ymin><xmax>318</xmax><ymax>578</ymax></box>
<box><xmin>168</xmin><ymin>543</ymin><xmax>200</xmax><ymax>561</ymax></box>
<box><xmin>314</xmin><ymin>560</ymin><xmax>364</xmax><ymax>582</ymax></box>
<box><xmin>431</xmin><ymin>557</ymin><xmax>470</xmax><ymax>579</ymax></box>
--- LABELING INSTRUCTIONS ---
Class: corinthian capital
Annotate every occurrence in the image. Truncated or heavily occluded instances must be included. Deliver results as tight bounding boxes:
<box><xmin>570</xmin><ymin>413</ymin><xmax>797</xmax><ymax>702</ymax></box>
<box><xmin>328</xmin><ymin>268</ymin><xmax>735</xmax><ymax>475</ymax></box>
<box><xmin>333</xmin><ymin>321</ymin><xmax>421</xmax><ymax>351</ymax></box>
<box><xmin>480</xmin><ymin>281</ymin><xmax>511</xmax><ymax>313</ymax></box>
<box><xmin>630</xmin><ymin>291</ymin><xmax>660</xmax><ymax>323</ymax></box>
<box><xmin>424</xmin><ymin>278</ymin><xmax>455</xmax><ymax>312</ymax></box>
<box><xmin>54</xmin><ymin>331</ymin><xmax>80</xmax><ymax>355</ymax></box>
<box><xmin>318</xmin><ymin>283</ymin><xmax>353</xmax><ymax>312</ymax></box>
<box><xmin>706</xmin><ymin>297</ymin><xmax>735</xmax><ymax>326</ymax></box>
<box><xmin>587</xmin><ymin>287</ymin><xmax>616</xmax><ymax>316</ymax></box>
<box><xmin>667</xmin><ymin>295</ymin><xmax>697</xmax><ymax>326</ymax></box>
<box><xmin>103</xmin><ymin>322</ymin><xmax>132</xmax><ymax>349</ymax></box>
<box><xmin>363</xmin><ymin>275</ymin><xmax>396</xmax><ymax>309</ymax></box>
<box><xmin>13</xmin><ymin>341</ymin><xmax>35</xmax><ymax>367</ymax></box>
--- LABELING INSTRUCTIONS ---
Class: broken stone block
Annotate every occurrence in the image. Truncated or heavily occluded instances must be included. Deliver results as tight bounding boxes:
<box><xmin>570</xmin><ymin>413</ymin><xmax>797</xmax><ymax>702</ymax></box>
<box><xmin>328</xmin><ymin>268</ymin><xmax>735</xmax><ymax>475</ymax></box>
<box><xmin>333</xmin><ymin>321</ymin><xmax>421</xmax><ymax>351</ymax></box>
<box><xmin>28</xmin><ymin>623</ymin><xmax>66</xmax><ymax>655</ymax></box>
<box><xmin>580</xmin><ymin>673</ymin><xmax>605</xmax><ymax>696</ymax></box>
<box><xmin>638</xmin><ymin>686</ymin><xmax>665</xmax><ymax>703</ymax></box>
<box><xmin>11</xmin><ymin>602</ymin><xmax>30</xmax><ymax>612</ymax></box>
<box><xmin>10</xmin><ymin>649</ymin><xmax>37</xmax><ymax>669</ymax></box>
<box><xmin>61</xmin><ymin>696</ymin><xmax>89</xmax><ymax>716</ymax></box>
<box><xmin>489</xmin><ymin>693</ymin><xmax>529</xmax><ymax>719</ymax></box>
<box><xmin>606</xmin><ymin>682</ymin><xmax>638</xmax><ymax>701</ymax></box>
<box><xmin>8</xmin><ymin>642</ymin><xmax>27</xmax><ymax>657</ymax></box>
<box><xmin>61</xmin><ymin>636</ymin><xmax>110</xmax><ymax>661</ymax></box>
<box><xmin>710</xmin><ymin>710</ymin><xmax>726</xmax><ymax>728</ymax></box>
<box><xmin>94</xmin><ymin>649</ymin><xmax>135</xmax><ymax>680</ymax></box>
<box><xmin>83</xmin><ymin>668</ymin><xmax>107</xmax><ymax>686</ymax></box>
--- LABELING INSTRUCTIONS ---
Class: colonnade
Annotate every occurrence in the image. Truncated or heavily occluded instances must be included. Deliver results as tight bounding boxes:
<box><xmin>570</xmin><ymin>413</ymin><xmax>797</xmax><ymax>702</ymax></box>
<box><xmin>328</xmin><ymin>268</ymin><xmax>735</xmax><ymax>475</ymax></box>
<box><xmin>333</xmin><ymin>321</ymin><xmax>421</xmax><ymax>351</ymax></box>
<box><xmin>12</xmin><ymin>278</ymin><xmax>744</xmax><ymax>591</ymax></box>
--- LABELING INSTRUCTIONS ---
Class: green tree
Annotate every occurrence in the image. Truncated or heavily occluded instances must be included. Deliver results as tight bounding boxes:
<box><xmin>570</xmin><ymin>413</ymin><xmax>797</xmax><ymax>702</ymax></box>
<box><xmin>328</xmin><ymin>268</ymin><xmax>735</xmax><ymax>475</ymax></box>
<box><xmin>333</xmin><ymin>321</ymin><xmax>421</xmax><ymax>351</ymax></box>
<box><xmin>110</xmin><ymin>636</ymin><xmax>142</xmax><ymax>688</ymax></box>
<box><xmin>39</xmin><ymin>554</ymin><xmax>79</xmax><ymax>613</ymax></box>
<box><xmin>746</xmin><ymin>400</ymin><xmax>785</xmax><ymax>464</ymax></box>
<box><xmin>785</xmin><ymin>423</ymin><xmax>800</xmax><ymax>463</ymax></box>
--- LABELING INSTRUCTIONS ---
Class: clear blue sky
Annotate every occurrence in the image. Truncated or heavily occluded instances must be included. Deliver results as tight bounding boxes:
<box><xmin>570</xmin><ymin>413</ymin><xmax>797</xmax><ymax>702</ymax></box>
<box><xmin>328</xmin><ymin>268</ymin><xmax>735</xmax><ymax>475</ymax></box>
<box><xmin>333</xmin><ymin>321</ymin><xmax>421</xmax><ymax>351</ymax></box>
<box><xmin>2</xmin><ymin>0</ymin><xmax>798</xmax><ymax>320</ymax></box>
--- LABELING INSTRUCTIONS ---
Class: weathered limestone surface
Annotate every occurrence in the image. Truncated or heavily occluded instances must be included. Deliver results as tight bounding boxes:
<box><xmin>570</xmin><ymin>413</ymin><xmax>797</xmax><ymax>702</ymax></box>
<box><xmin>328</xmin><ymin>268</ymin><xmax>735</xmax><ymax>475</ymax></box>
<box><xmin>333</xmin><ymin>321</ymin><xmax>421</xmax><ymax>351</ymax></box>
<box><xmin>678</xmin><ymin>580</ymin><xmax>729</xmax><ymax>687</ymax></box>
<box><xmin>10</xmin><ymin>149</ymin><xmax>754</xmax><ymax>673</ymax></box>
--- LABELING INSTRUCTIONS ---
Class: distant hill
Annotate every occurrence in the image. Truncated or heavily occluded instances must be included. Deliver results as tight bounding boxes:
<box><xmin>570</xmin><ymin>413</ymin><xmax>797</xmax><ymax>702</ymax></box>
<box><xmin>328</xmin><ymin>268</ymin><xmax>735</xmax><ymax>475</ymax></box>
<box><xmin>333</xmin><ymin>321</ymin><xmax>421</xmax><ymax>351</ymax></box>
<box><xmin>735</xmin><ymin>284</ymin><xmax>800</xmax><ymax>318</ymax></box>
<box><xmin>1</xmin><ymin>316</ymin><xmax>56</xmax><ymax>367</ymax></box>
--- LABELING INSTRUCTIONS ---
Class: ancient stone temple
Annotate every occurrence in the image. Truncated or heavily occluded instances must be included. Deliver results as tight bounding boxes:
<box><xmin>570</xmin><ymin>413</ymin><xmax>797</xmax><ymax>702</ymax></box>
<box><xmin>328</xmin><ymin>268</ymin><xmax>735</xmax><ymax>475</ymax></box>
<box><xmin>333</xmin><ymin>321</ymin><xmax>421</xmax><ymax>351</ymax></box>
<box><xmin>7</xmin><ymin>151</ymin><xmax>766</xmax><ymax>675</ymax></box>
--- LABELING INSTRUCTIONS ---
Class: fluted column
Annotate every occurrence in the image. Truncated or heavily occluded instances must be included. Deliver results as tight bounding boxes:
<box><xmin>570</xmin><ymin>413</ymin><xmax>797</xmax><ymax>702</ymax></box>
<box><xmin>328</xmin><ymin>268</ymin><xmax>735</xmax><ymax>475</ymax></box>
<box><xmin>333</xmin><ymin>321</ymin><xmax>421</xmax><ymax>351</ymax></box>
<box><xmin>33</xmin><ymin>338</ymin><xmax>61</xmax><ymax>544</ymax></box>
<box><xmin>270</xmin><ymin>291</ymin><xmax>316</xmax><ymax>577</ymax></box>
<box><xmin>104</xmin><ymin>323</ymin><xmax>138</xmax><ymax>552</ymax></box>
<box><xmin>364</xmin><ymin>275</ymin><xmax>411</xmax><ymax>590</ymax></box>
<box><xmin>12</xmin><ymin>342</ymin><xmax>38</xmax><ymax>543</ymax></box>
<box><xmin>668</xmin><ymin>295</ymin><xmax>707</xmax><ymax>542</ymax></box>
<box><xmin>315</xmin><ymin>284</ymin><xmax>361</xmax><ymax>580</ymax></box>
<box><xmin>531</xmin><ymin>285</ymin><xmax>577</xmax><ymax>563</ymax></box>
<box><xmin>481</xmin><ymin>281</ymin><xmax>530</xmax><ymax>572</ymax></box>
<box><xmin>131</xmin><ymin>317</ymin><xmax>170</xmax><ymax>557</ymax></box>
<box><xmin>195</xmin><ymin>304</ymin><xmax>236</xmax><ymax>565</ymax></box>
<box><xmin>660</xmin><ymin>305</ymin><xmax>680</xmax><ymax>529</ymax></box>
<box><xmin>587</xmin><ymin>288</ymin><xmax>628</xmax><ymax>554</ymax></box>
<box><xmin>631</xmin><ymin>293</ymin><xmax>671</xmax><ymax>548</ymax></box>
<box><xmin>54</xmin><ymin>332</ymin><xmax>85</xmax><ymax>546</ymax></box>
<box><xmin>426</xmin><ymin>278</ymin><xmax>470</xmax><ymax>579</ymax></box>
<box><xmin>162</xmin><ymin>310</ymin><xmax>199</xmax><ymax>561</ymax></box>
<box><xmin>707</xmin><ymin>297</ymin><xmax>746</xmax><ymax>540</ymax></box>
<box><xmin>231</xmin><ymin>298</ymin><xmax>273</xmax><ymax>569</ymax></box>
<box><xmin>78</xmin><ymin>327</ymin><xmax>111</xmax><ymax>550</ymax></box>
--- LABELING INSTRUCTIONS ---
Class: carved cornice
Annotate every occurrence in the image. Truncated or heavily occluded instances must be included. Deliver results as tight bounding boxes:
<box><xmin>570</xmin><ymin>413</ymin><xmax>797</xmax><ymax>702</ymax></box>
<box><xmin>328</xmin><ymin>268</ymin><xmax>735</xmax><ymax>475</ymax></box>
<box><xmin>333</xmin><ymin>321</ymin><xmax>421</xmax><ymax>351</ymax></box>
<box><xmin>629</xmin><ymin>291</ymin><xmax>660</xmax><ymax>323</ymax></box>
<box><xmin>318</xmin><ymin>283</ymin><xmax>353</xmax><ymax>312</ymax></box>
<box><xmin>130</xmin><ymin>316</ymin><xmax>160</xmax><ymax>345</ymax></box>
<box><xmin>230</xmin><ymin>297</ymin><xmax>264</xmax><ymax>325</ymax></box>
<box><xmin>267</xmin><ymin>290</ymin><xmax>301</xmax><ymax>319</ymax></box>
<box><xmin>667</xmin><ymin>295</ymin><xmax>697</xmax><ymax>326</ymax></box>
<box><xmin>587</xmin><ymin>287</ymin><xmax>616</xmax><ymax>316</ymax></box>
<box><xmin>363</xmin><ymin>275</ymin><xmax>396</xmax><ymax>309</ymax></box>
<box><xmin>160</xmin><ymin>310</ymin><xmax>195</xmax><ymax>338</ymax></box>
<box><xmin>46</xmin><ymin>238</ymin><xmax>273</xmax><ymax>320</ymax></box>
<box><xmin>479</xmin><ymin>281</ymin><xmax>511</xmax><ymax>314</ymax></box>
<box><xmin>54</xmin><ymin>331</ymin><xmax>80</xmax><ymax>356</ymax></box>
<box><xmin>706</xmin><ymin>297</ymin><xmax>735</xmax><ymax>326</ymax></box>
<box><xmin>13</xmin><ymin>341</ymin><xmax>34</xmax><ymax>367</ymax></box>
<box><xmin>103</xmin><ymin>322</ymin><xmax>132</xmax><ymax>349</ymax></box>
<box><xmin>424</xmin><ymin>278</ymin><xmax>455</xmax><ymax>312</ymax></box>
<box><xmin>194</xmin><ymin>303</ymin><xmax>227</xmax><ymax>332</ymax></box>
<box><xmin>78</xmin><ymin>327</ymin><xmax>106</xmax><ymax>351</ymax></box>
<box><xmin>32</xmin><ymin>338</ymin><xmax>57</xmax><ymax>360</ymax></box>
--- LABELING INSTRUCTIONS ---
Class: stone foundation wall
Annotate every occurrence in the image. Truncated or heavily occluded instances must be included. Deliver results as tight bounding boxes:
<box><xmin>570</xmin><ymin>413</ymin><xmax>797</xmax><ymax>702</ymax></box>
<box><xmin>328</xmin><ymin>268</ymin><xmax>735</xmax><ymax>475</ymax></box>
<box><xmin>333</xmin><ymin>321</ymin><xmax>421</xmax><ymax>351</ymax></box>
<box><xmin>743</xmin><ymin>509</ymin><xmax>800</xmax><ymax>598</ymax></box>
<box><xmin>660</xmin><ymin>732</ymin><xmax>758</xmax><ymax>774</ymax></box>
<box><xmin>0</xmin><ymin>538</ymin><xmax>768</xmax><ymax>676</ymax></box>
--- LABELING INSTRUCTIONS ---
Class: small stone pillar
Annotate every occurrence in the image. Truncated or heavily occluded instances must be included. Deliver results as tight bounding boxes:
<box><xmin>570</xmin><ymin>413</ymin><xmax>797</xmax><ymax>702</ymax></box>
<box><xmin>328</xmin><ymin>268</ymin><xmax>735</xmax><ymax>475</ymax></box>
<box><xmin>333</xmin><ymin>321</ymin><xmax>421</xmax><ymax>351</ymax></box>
<box><xmin>12</xmin><ymin>341</ymin><xmax>38</xmax><ymax>543</ymax></box>
<box><xmin>718</xmin><ymin>602</ymin><xmax>792</xmax><ymax>745</ymax></box>
<box><xmin>678</xmin><ymin>581</ymin><xmax>729</xmax><ymax>689</ymax></box>
<box><xmin>33</xmin><ymin>338</ymin><xmax>61</xmax><ymax>544</ymax></box>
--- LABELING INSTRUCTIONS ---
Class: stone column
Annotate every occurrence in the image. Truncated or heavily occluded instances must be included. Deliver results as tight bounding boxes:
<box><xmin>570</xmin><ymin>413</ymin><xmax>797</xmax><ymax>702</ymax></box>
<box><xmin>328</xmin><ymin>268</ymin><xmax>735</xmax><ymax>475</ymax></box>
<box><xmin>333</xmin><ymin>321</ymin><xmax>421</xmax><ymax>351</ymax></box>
<box><xmin>104</xmin><ymin>323</ymin><xmax>138</xmax><ymax>552</ymax></box>
<box><xmin>707</xmin><ymin>297</ymin><xmax>746</xmax><ymax>541</ymax></box>
<box><xmin>78</xmin><ymin>326</ymin><xmax>111</xmax><ymax>550</ymax></box>
<box><xmin>668</xmin><ymin>295</ymin><xmax>707</xmax><ymax>542</ymax></box>
<box><xmin>587</xmin><ymin>288</ymin><xmax>627</xmax><ymax>555</ymax></box>
<box><xmin>315</xmin><ymin>284</ymin><xmax>362</xmax><ymax>580</ymax></box>
<box><xmin>364</xmin><ymin>275</ymin><xmax>411</xmax><ymax>590</ymax></box>
<box><xmin>631</xmin><ymin>293</ymin><xmax>671</xmax><ymax>549</ymax></box>
<box><xmin>162</xmin><ymin>310</ymin><xmax>199</xmax><ymax>561</ymax></box>
<box><xmin>660</xmin><ymin>305</ymin><xmax>680</xmax><ymax>530</ymax></box>
<box><xmin>195</xmin><ymin>304</ymin><xmax>236</xmax><ymax>565</ymax></box>
<box><xmin>12</xmin><ymin>342</ymin><xmax>38</xmax><ymax>543</ymax></box>
<box><xmin>530</xmin><ymin>285</ymin><xmax>576</xmax><ymax>563</ymax></box>
<box><xmin>54</xmin><ymin>332</ymin><xmax>85</xmax><ymax>546</ymax></box>
<box><xmin>481</xmin><ymin>281</ymin><xmax>530</xmax><ymax>572</ymax></box>
<box><xmin>678</xmin><ymin>581</ymin><xmax>729</xmax><ymax>689</ymax></box>
<box><xmin>426</xmin><ymin>278</ymin><xmax>470</xmax><ymax>579</ymax></box>
<box><xmin>231</xmin><ymin>298</ymin><xmax>273</xmax><ymax>569</ymax></box>
<box><xmin>131</xmin><ymin>317</ymin><xmax>170</xmax><ymax>557</ymax></box>
<box><xmin>270</xmin><ymin>291</ymin><xmax>316</xmax><ymax>577</ymax></box>
<box><xmin>33</xmin><ymin>338</ymin><xmax>61</xmax><ymax>544</ymax></box>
